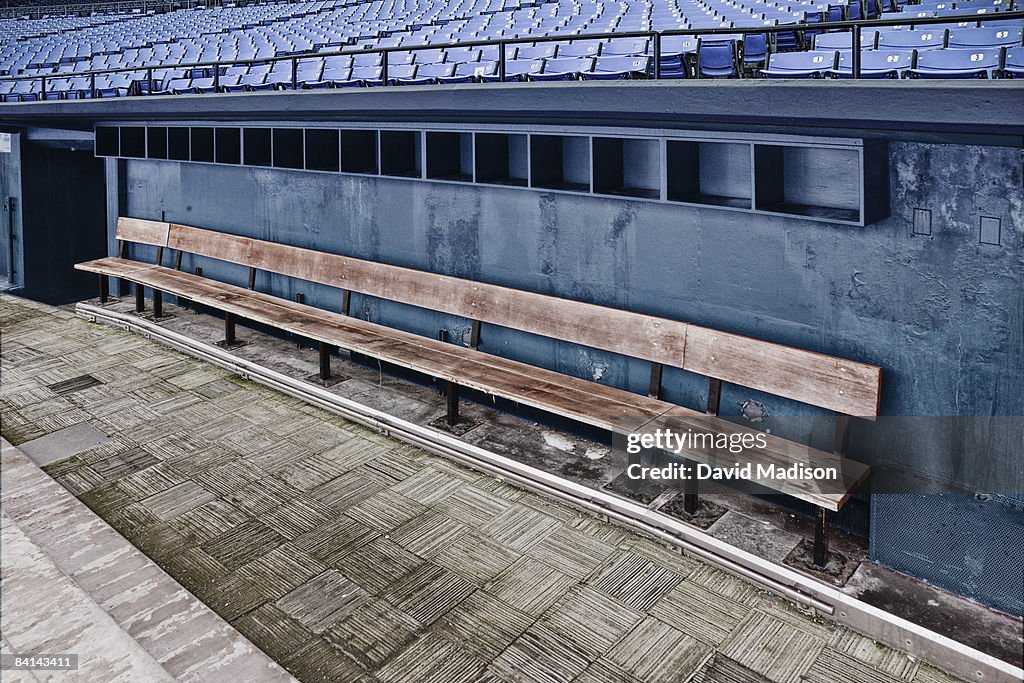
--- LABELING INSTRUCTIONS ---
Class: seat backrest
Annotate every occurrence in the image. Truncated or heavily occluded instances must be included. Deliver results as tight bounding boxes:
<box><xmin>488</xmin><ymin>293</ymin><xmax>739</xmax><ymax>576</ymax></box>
<box><xmin>914</xmin><ymin>46</ymin><xmax>1001</xmax><ymax>69</ymax></box>
<box><xmin>768</xmin><ymin>50</ymin><xmax>837</xmax><ymax>70</ymax></box>
<box><xmin>660</xmin><ymin>35</ymin><xmax>699</xmax><ymax>54</ymax></box>
<box><xmin>454</xmin><ymin>60</ymin><xmax>496</xmax><ymax>76</ymax></box>
<box><xmin>593</xmin><ymin>55</ymin><xmax>649</xmax><ymax>73</ymax></box>
<box><xmin>1006</xmin><ymin>46</ymin><xmax>1024</xmax><ymax>66</ymax></box>
<box><xmin>415</xmin><ymin>62</ymin><xmax>455</xmax><ymax>77</ymax></box>
<box><xmin>388</xmin><ymin>63</ymin><xmax>417</xmax><ymax>79</ymax></box>
<box><xmin>444</xmin><ymin>47</ymin><xmax>480</xmax><ymax>62</ymax></box>
<box><xmin>878</xmin><ymin>28</ymin><xmax>948</xmax><ymax>48</ymax></box>
<box><xmin>413</xmin><ymin>47</ymin><xmax>446</xmax><ymax>63</ymax></box>
<box><xmin>837</xmin><ymin>48</ymin><xmax>914</xmax><ymax>70</ymax></box>
<box><xmin>516</xmin><ymin>44</ymin><xmax>557</xmax><ymax>60</ymax></box>
<box><xmin>558</xmin><ymin>41</ymin><xmax>601</xmax><ymax>57</ymax></box>
<box><xmin>351</xmin><ymin>65</ymin><xmax>382</xmax><ymax>79</ymax></box>
<box><xmin>505</xmin><ymin>58</ymin><xmax>544</xmax><ymax>75</ymax></box>
<box><xmin>947</xmin><ymin>26</ymin><xmax>1022</xmax><ymax>47</ymax></box>
<box><xmin>125</xmin><ymin>218</ymin><xmax>882</xmax><ymax>416</ymax></box>
<box><xmin>543</xmin><ymin>57</ymin><xmax>593</xmax><ymax>73</ymax></box>
<box><xmin>602</xmin><ymin>37</ymin><xmax>649</xmax><ymax>55</ymax></box>
<box><xmin>352</xmin><ymin>51</ymin><xmax>382</xmax><ymax>67</ymax></box>
<box><xmin>698</xmin><ymin>41</ymin><xmax>737</xmax><ymax>73</ymax></box>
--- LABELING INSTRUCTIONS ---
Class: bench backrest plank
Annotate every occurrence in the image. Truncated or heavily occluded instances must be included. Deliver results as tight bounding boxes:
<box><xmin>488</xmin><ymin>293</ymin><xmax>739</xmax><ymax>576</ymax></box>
<box><xmin>683</xmin><ymin>327</ymin><xmax>881</xmax><ymax>417</ymax></box>
<box><xmin>165</xmin><ymin>222</ymin><xmax>691</xmax><ymax>367</ymax></box>
<box><xmin>151</xmin><ymin>218</ymin><xmax>882</xmax><ymax>417</ymax></box>
<box><xmin>116</xmin><ymin>217</ymin><xmax>171</xmax><ymax>248</ymax></box>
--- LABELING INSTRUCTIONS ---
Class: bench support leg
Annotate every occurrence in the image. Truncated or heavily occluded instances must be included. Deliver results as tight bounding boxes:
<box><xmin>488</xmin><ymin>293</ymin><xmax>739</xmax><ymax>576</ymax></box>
<box><xmin>319</xmin><ymin>342</ymin><xmax>331</xmax><ymax>381</ymax></box>
<box><xmin>153</xmin><ymin>290</ymin><xmax>162</xmax><ymax>318</ymax></box>
<box><xmin>446</xmin><ymin>381</ymin><xmax>459</xmax><ymax>426</ymax></box>
<box><xmin>683</xmin><ymin>458</ymin><xmax>699</xmax><ymax>515</ymax></box>
<box><xmin>224</xmin><ymin>312</ymin><xmax>236</xmax><ymax>346</ymax></box>
<box><xmin>134</xmin><ymin>284</ymin><xmax>145</xmax><ymax>313</ymax></box>
<box><xmin>99</xmin><ymin>274</ymin><xmax>109</xmax><ymax>304</ymax></box>
<box><xmin>813</xmin><ymin>508</ymin><xmax>830</xmax><ymax>568</ymax></box>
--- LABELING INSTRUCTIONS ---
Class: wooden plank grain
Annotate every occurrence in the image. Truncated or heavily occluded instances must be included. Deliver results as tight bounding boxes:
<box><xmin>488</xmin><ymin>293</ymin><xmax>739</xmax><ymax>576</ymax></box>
<box><xmin>683</xmin><ymin>326</ymin><xmax>882</xmax><ymax>418</ymax></box>
<box><xmin>115</xmin><ymin>218</ymin><xmax>171</xmax><ymax>248</ymax></box>
<box><xmin>81</xmin><ymin>261</ymin><xmax>868</xmax><ymax>507</ymax></box>
<box><xmin>165</xmin><ymin>223</ymin><xmax>689</xmax><ymax>368</ymax></box>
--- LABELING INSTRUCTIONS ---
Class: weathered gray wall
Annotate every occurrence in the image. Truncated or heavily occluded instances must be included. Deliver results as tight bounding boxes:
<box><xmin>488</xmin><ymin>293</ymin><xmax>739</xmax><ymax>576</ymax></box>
<box><xmin>115</xmin><ymin>138</ymin><xmax>1024</xmax><ymax>613</ymax></box>
<box><xmin>0</xmin><ymin>132</ymin><xmax>24</xmax><ymax>287</ymax></box>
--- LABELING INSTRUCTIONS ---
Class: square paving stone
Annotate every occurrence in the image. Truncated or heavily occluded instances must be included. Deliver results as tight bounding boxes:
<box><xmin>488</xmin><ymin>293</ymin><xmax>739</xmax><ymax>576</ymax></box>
<box><xmin>606</xmin><ymin>616</ymin><xmax>711</xmax><ymax>682</ymax></box>
<box><xmin>588</xmin><ymin>551</ymin><xmax>684</xmax><ymax>611</ymax></box>
<box><xmin>277</xmin><ymin>570</ymin><xmax>371</xmax><ymax>633</ymax></box>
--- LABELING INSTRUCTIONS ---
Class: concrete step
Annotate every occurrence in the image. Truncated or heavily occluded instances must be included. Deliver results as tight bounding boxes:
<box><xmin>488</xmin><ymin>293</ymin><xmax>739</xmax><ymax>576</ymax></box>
<box><xmin>1</xmin><ymin>439</ymin><xmax>297</xmax><ymax>683</ymax></box>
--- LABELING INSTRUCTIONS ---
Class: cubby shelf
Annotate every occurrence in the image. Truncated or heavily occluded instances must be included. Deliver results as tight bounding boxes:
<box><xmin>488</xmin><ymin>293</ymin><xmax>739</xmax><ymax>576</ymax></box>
<box><xmin>94</xmin><ymin>124</ymin><xmax>888</xmax><ymax>226</ymax></box>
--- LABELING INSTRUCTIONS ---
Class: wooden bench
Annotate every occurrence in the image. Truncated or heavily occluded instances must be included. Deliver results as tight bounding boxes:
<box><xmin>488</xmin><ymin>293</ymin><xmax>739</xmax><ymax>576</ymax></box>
<box><xmin>77</xmin><ymin>217</ymin><xmax>882</xmax><ymax>566</ymax></box>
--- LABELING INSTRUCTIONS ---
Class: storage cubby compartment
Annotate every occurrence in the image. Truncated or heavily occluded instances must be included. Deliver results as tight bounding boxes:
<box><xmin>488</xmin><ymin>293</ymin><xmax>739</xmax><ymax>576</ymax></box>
<box><xmin>474</xmin><ymin>133</ymin><xmax>528</xmax><ymax>187</ymax></box>
<box><xmin>243</xmin><ymin>128</ymin><xmax>272</xmax><ymax>167</ymax></box>
<box><xmin>95</xmin><ymin>126</ymin><xmax>119</xmax><ymax>157</ymax></box>
<box><xmin>305</xmin><ymin>129</ymin><xmax>340</xmax><ymax>172</ymax></box>
<box><xmin>754</xmin><ymin>144</ymin><xmax>861</xmax><ymax>223</ymax></box>
<box><xmin>214</xmin><ymin>128</ymin><xmax>241</xmax><ymax>165</ymax></box>
<box><xmin>272</xmin><ymin>128</ymin><xmax>304</xmax><ymax>169</ymax></box>
<box><xmin>592</xmin><ymin>137</ymin><xmax>660</xmax><ymax>199</ymax></box>
<box><xmin>168</xmin><ymin>127</ymin><xmax>190</xmax><ymax>161</ymax></box>
<box><xmin>530</xmin><ymin>135</ymin><xmax>590</xmax><ymax>192</ymax></box>
<box><xmin>189</xmin><ymin>127</ymin><xmax>214</xmax><ymax>163</ymax></box>
<box><xmin>119</xmin><ymin>127</ymin><xmax>146</xmax><ymax>158</ymax></box>
<box><xmin>147</xmin><ymin>127</ymin><xmax>168</xmax><ymax>160</ymax></box>
<box><xmin>341</xmin><ymin>129</ymin><xmax>377</xmax><ymax>174</ymax></box>
<box><xmin>667</xmin><ymin>140</ymin><xmax>751</xmax><ymax>208</ymax></box>
<box><xmin>380</xmin><ymin>130</ymin><xmax>422</xmax><ymax>178</ymax></box>
<box><xmin>425</xmin><ymin>132</ymin><xmax>472</xmax><ymax>181</ymax></box>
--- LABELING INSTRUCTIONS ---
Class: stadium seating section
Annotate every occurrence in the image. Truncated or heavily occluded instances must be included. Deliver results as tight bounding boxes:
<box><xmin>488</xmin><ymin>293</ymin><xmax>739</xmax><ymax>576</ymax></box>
<box><xmin>0</xmin><ymin>0</ymin><xmax>1021</xmax><ymax>100</ymax></box>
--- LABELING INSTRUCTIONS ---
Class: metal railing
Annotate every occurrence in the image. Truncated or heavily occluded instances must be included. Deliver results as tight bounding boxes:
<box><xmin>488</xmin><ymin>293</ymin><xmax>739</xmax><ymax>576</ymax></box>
<box><xmin>0</xmin><ymin>0</ymin><xmax>181</xmax><ymax>20</ymax></box>
<box><xmin>0</xmin><ymin>8</ymin><xmax>1021</xmax><ymax>94</ymax></box>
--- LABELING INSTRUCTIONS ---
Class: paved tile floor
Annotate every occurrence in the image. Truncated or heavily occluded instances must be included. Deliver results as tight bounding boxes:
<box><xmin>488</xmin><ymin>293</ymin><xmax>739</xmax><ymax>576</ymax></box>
<box><xmin>0</xmin><ymin>294</ymin><xmax>966</xmax><ymax>683</ymax></box>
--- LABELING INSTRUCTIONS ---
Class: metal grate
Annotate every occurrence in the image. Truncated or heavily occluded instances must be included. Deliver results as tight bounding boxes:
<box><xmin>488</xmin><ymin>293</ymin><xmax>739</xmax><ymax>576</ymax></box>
<box><xmin>871</xmin><ymin>494</ymin><xmax>1024</xmax><ymax>616</ymax></box>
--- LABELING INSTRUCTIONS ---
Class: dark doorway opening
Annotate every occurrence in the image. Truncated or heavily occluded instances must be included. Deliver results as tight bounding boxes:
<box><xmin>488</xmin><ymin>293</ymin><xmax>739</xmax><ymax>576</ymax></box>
<box><xmin>19</xmin><ymin>142</ymin><xmax>107</xmax><ymax>304</ymax></box>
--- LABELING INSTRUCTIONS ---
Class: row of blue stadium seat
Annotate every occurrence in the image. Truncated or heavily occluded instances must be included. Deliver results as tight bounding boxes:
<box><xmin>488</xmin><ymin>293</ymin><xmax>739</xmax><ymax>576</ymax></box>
<box><xmin>2</xmin><ymin>42</ymin><xmax>1019</xmax><ymax>99</ymax></box>
<box><xmin>759</xmin><ymin>43</ymin><xmax>1019</xmax><ymax>74</ymax></box>
<box><xmin>0</xmin><ymin>0</ymin><xmax>1021</xmax><ymax>98</ymax></box>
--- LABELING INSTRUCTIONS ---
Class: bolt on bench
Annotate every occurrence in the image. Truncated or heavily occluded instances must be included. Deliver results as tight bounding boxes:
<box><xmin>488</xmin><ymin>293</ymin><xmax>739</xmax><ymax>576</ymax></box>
<box><xmin>77</xmin><ymin>217</ymin><xmax>882</xmax><ymax>567</ymax></box>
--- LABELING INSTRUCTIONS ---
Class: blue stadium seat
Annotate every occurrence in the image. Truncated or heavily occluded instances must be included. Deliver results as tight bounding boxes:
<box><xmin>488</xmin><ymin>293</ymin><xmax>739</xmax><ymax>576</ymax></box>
<box><xmin>584</xmin><ymin>55</ymin><xmax>650</xmax><ymax>79</ymax></box>
<box><xmin>760</xmin><ymin>50</ymin><xmax>838</xmax><ymax>77</ymax></box>
<box><xmin>439</xmin><ymin>60</ymin><xmax>497</xmax><ymax>82</ymax></box>
<box><xmin>947</xmin><ymin>26</ymin><xmax>1023</xmax><ymax>48</ymax></box>
<box><xmin>481</xmin><ymin>58</ymin><xmax>544</xmax><ymax>81</ymax></box>
<box><xmin>602</xmin><ymin>37</ymin><xmax>649</xmax><ymax>55</ymax></box>
<box><xmin>995</xmin><ymin>46</ymin><xmax>1023</xmax><ymax>77</ymax></box>
<box><xmin>385</xmin><ymin>64</ymin><xmax>419</xmax><ymax>83</ymax></box>
<box><xmin>395</xmin><ymin>62</ymin><xmax>455</xmax><ymax>84</ymax></box>
<box><xmin>444</xmin><ymin>47</ymin><xmax>480</xmax><ymax>63</ymax></box>
<box><xmin>412</xmin><ymin>48</ymin><xmax>446</xmax><ymax>64</ymax></box>
<box><xmin>515</xmin><ymin>44</ymin><xmax>557</xmax><ymax>60</ymax></box>
<box><xmin>826</xmin><ymin>49</ymin><xmax>915</xmax><ymax>77</ymax></box>
<box><xmin>697</xmin><ymin>39</ymin><xmax>739</xmax><ymax>77</ymax></box>
<box><xmin>558</xmin><ymin>41</ymin><xmax>602</xmax><ymax>57</ymax></box>
<box><xmin>743</xmin><ymin>34</ymin><xmax>770</xmax><ymax>70</ymax></box>
<box><xmin>814</xmin><ymin>29</ymin><xmax>879</xmax><ymax>50</ymax></box>
<box><xmin>904</xmin><ymin>47</ymin><xmax>1002</xmax><ymax>77</ymax></box>
<box><xmin>532</xmin><ymin>57</ymin><xmax>594</xmax><ymax>80</ymax></box>
<box><xmin>877</xmin><ymin>29</ymin><xmax>948</xmax><ymax>50</ymax></box>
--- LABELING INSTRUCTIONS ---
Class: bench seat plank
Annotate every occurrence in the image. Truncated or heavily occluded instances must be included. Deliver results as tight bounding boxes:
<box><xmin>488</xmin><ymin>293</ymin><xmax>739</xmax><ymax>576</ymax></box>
<box><xmin>75</xmin><ymin>257</ymin><xmax>159</xmax><ymax>278</ymax></box>
<box><xmin>639</xmin><ymin>407</ymin><xmax>869</xmax><ymax>510</ymax></box>
<box><xmin>75</xmin><ymin>257</ymin><xmax>868</xmax><ymax>510</ymax></box>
